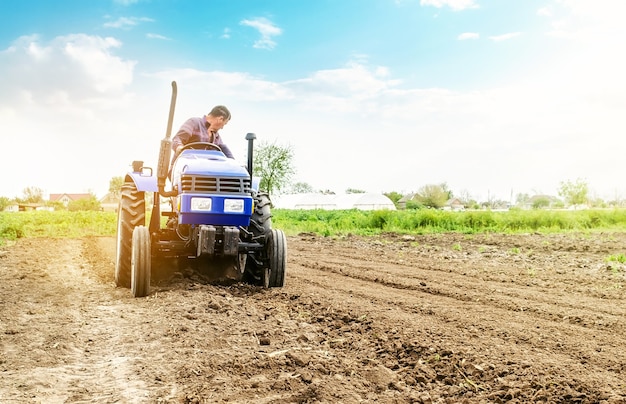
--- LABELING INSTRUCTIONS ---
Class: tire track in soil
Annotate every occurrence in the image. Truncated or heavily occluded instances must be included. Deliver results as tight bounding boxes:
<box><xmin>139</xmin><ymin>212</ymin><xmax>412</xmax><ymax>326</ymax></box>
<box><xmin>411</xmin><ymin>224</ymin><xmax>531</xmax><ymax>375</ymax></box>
<box><xmin>83</xmin><ymin>237</ymin><xmax>431</xmax><ymax>403</ymax></box>
<box><xmin>287</xmin><ymin>234</ymin><xmax>626</xmax><ymax>402</ymax></box>
<box><xmin>0</xmin><ymin>238</ymin><xmax>151</xmax><ymax>403</ymax></box>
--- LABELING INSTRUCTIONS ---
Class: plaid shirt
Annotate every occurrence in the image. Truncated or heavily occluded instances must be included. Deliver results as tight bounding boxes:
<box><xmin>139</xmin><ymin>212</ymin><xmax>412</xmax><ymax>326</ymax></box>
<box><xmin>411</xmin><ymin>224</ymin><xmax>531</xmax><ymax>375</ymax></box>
<box><xmin>171</xmin><ymin>116</ymin><xmax>234</xmax><ymax>158</ymax></box>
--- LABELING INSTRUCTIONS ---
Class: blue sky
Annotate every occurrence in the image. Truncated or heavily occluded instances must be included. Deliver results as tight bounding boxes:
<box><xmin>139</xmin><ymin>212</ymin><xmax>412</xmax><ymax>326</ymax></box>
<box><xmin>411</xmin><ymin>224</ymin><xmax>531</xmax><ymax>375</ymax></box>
<box><xmin>1</xmin><ymin>0</ymin><xmax>625</xmax><ymax>202</ymax></box>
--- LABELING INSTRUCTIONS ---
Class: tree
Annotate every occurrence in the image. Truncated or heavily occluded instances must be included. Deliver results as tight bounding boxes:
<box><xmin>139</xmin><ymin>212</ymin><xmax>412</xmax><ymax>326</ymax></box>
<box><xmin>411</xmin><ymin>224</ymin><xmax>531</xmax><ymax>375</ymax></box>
<box><xmin>288</xmin><ymin>181</ymin><xmax>314</xmax><ymax>194</ymax></box>
<box><xmin>253</xmin><ymin>141</ymin><xmax>295</xmax><ymax>195</ymax></box>
<box><xmin>383</xmin><ymin>191</ymin><xmax>402</xmax><ymax>206</ymax></box>
<box><xmin>0</xmin><ymin>196</ymin><xmax>12</xmax><ymax>211</ymax></box>
<box><xmin>109</xmin><ymin>176</ymin><xmax>124</xmax><ymax>198</ymax></box>
<box><xmin>414</xmin><ymin>184</ymin><xmax>449</xmax><ymax>209</ymax></box>
<box><xmin>532</xmin><ymin>197</ymin><xmax>551</xmax><ymax>209</ymax></box>
<box><xmin>515</xmin><ymin>193</ymin><xmax>531</xmax><ymax>207</ymax></box>
<box><xmin>345</xmin><ymin>188</ymin><xmax>366</xmax><ymax>194</ymax></box>
<box><xmin>18</xmin><ymin>187</ymin><xmax>45</xmax><ymax>204</ymax></box>
<box><xmin>558</xmin><ymin>178</ymin><xmax>589</xmax><ymax>207</ymax></box>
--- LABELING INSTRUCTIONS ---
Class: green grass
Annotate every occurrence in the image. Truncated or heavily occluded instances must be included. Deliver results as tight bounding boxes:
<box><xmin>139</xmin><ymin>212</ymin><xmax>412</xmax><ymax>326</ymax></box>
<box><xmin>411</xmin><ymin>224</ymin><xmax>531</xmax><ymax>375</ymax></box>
<box><xmin>0</xmin><ymin>211</ymin><xmax>117</xmax><ymax>245</ymax></box>
<box><xmin>3</xmin><ymin>208</ymin><xmax>626</xmax><ymax>246</ymax></box>
<box><xmin>272</xmin><ymin>208</ymin><xmax>626</xmax><ymax>236</ymax></box>
<box><xmin>605</xmin><ymin>253</ymin><xmax>626</xmax><ymax>264</ymax></box>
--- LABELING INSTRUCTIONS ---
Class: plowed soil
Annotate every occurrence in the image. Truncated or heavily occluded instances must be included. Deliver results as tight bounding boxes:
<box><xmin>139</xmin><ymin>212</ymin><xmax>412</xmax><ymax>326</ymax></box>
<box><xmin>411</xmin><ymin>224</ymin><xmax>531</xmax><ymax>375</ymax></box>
<box><xmin>1</xmin><ymin>232</ymin><xmax>626</xmax><ymax>403</ymax></box>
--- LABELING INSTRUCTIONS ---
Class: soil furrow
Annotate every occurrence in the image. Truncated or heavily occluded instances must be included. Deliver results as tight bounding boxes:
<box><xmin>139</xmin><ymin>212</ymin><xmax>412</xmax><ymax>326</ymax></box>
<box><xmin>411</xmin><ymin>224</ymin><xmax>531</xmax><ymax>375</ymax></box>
<box><xmin>1</xmin><ymin>234</ymin><xmax>625</xmax><ymax>403</ymax></box>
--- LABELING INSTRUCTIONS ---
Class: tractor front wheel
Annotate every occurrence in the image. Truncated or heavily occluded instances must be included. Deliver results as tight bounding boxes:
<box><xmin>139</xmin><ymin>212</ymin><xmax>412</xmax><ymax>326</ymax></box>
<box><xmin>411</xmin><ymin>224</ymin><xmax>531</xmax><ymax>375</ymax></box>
<box><xmin>115</xmin><ymin>182</ymin><xmax>145</xmax><ymax>288</ymax></box>
<box><xmin>131</xmin><ymin>226</ymin><xmax>151</xmax><ymax>298</ymax></box>
<box><xmin>266</xmin><ymin>229</ymin><xmax>287</xmax><ymax>288</ymax></box>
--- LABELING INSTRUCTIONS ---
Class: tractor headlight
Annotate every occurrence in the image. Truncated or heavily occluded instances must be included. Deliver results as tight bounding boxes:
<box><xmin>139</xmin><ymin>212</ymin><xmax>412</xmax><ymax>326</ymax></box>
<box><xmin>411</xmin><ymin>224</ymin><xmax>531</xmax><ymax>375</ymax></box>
<box><xmin>190</xmin><ymin>197</ymin><xmax>212</xmax><ymax>211</ymax></box>
<box><xmin>224</xmin><ymin>198</ymin><xmax>245</xmax><ymax>213</ymax></box>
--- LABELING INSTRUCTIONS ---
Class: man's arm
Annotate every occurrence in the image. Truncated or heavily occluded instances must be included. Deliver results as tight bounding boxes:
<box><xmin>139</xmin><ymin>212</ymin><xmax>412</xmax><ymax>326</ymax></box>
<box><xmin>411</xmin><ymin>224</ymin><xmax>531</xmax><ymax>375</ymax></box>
<box><xmin>213</xmin><ymin>132</ymin><xmax>234</xmax><ymax>159</ymax></box>
<box><xmin>171</xmin><ymin>118</ymin><xmax>197</xmax><ymax>152</ymax></box>
<box><xmin>219</xmin><ymin>142</ymin><xmax>235</xmax><ymax>159</ymax></box>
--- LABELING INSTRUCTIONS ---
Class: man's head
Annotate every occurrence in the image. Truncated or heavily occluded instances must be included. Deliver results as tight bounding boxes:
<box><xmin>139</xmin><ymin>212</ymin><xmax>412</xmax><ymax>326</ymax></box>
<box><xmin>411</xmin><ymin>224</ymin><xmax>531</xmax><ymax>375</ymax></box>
<box><xmin>206</xmin><ymin>105</ymin><xmax>231</xmax><ymax>132</ymax></box>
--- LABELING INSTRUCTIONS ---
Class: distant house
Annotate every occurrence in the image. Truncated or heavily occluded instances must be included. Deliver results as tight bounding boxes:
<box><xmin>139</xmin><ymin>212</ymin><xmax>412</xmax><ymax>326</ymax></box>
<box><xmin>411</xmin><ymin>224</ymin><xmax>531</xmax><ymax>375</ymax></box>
<box><xmin>442</xmin><ymin>198</ymin><xmax>465</xmax><ymax>211</ymax></box>
<box><xmin>3</xmin><ymin>204</ymin><xmax>19</xmax><ymax>212</ymax></box>
<box><xmin>3</xmin><ymin>202</ymin><xmax>51</xmax><ymax>212</ymax></box>
<box><xmin>99</xmin><ymin>193</ymin><xmax>119</xmax><ymax>213</ymax></box>
<box><xmin>397</xmin><ymin>193</ymin><xmax>417</xmax><ymax>210</ymax></box>
<box><xmin>49</xmin><ymin>193</ymin><xmax>92</xmax><ymax>208</ymax></box>
<box><xmin>18</xmin><ymin>203</ymin><xmax>44</xmax><ymax>211</ymax></box>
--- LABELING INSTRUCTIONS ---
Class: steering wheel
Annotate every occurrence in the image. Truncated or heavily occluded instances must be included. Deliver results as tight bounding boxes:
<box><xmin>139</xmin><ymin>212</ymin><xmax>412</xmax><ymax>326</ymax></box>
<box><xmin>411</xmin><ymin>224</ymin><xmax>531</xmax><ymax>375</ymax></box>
<box><xmin>179</xmin><ymin>142</ymin><xmax>222</xmax><ymax>153</ymax></box>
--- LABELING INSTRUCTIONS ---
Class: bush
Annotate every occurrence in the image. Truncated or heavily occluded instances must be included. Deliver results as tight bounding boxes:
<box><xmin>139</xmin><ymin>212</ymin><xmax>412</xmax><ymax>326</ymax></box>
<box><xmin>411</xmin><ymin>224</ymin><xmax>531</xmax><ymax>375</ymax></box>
<box><xmin>405</xmin><ymin>200</ymin><xmax>425</xmax><ymax>210</ymax></box>
<box><xmin>0</xmin><ymin>196</ymin><xmax>12</xmax><ymax>212</ymax></box>
<box><xmin>67</xmin><ymin>195</ymin><xmax>102</xmax><ymax>211</ymax></box>
<box><xmin>0</xmin><ymin>222</ymin><xmax>25</xmax><ymax>241</ymax></box>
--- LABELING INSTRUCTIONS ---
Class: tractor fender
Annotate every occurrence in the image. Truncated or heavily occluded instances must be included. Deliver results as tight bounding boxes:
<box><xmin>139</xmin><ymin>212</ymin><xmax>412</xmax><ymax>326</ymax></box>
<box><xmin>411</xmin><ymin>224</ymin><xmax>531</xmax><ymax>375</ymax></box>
<box><xmin>124</xmin><ymin>172</ymin><xmax>158</xmax><ymax>192</ymax></box>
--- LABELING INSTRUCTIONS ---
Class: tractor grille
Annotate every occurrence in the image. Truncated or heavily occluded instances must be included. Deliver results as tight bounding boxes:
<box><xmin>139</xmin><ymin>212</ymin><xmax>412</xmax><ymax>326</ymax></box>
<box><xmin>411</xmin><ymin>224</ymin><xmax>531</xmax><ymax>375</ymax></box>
<box><xmin>181</xmin><ymin>175</ymin><xmax>250</xmax><ymax>194</ymax></box>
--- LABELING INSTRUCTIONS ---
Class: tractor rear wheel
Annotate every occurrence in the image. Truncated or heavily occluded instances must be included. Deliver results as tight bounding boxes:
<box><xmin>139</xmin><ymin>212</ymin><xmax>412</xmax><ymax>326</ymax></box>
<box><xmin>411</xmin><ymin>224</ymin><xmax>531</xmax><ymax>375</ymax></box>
<box><xmin>115</xmin><ymin>182</ymin><xmax>145</xmax><ymax>288</ymax></box>
<box><xmin>131</xmin><ymin>226</ymin><xmax>151</xmax><ymax>298</ymax></box>
<box><xmin>266</xmin><ymin>229</ymin><xmax>287</xmax><ymax>288</ymax></box>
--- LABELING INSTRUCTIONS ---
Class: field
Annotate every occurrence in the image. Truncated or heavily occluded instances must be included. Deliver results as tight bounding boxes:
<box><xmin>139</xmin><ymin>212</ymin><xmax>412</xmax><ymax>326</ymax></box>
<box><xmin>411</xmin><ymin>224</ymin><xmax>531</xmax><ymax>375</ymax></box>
<box><xmin>1</xmin><ymin>226</ymin><xmax>626</xmax><ymax>402</ymax></box>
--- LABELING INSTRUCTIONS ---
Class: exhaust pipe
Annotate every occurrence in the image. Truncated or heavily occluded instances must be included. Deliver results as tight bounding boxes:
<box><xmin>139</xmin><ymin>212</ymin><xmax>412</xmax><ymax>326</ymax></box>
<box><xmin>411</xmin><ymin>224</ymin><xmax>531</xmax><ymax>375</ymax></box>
<box><xmin>245</xmin><ymin>132</ymin><xmax>256</xmax><ymax>178</ymax></box>
<box><xmin>158</xmin><ymin>81</ymin><xmax>178</xmax><ymax>197</ymax></box>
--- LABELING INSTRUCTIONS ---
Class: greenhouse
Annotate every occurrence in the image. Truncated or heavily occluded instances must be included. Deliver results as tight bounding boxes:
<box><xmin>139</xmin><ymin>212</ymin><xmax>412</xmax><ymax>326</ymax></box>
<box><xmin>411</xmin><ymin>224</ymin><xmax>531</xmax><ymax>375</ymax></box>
<box><xmin>272</xmin><ymin>193</ymin><xmax>396</xmax><ymax>210</ymax></box>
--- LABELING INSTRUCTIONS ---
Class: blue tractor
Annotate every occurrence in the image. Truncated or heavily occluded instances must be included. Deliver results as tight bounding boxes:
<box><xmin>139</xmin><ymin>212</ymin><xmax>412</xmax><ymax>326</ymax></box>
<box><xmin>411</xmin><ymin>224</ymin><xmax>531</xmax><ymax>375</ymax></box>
<box><xmin>114</xmin><ymin>81</ymin><xmax>287</xmax><ymax>297</ymax></box>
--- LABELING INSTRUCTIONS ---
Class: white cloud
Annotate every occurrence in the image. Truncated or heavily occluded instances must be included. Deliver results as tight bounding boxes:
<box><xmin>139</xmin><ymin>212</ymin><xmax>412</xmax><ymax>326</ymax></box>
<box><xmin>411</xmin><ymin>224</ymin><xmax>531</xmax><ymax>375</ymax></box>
<box><xmin>537</xmin><ymin>6</ymin><xmax>552</xmax><ymax>17</ymax></box>
<box><xmin>149</xmin><ymin>68</ymin><xmax>294</xmax><ymax>103</ymax></box>
<box><xmin>543</xmin><ymin>0</ymin><xmax>626</xmax><ymax>43</ymax></box>
<box><xmin>457</xmin><ymin>32</ymin><xmax>479</xmax><ymax>40</ymax></box>
<box><xmin>146</xmin><ymin>33</ymin><xmax>171</xmax><ymax>40</ymax></box>
<box><xmin>240</xmin><ymin>17</ymin><xmax>282</xmax><ymax>50</ymax></box>
<box><xmin>63</xmin><ymin>36</ymin><xmax>135</xmax><ymax>93</ymax></box>
<box><xmin>488</xmin><ymin>32</ymin><xmax>521</xmax><ymax>41</ymax></box>
<box><xmin>103</xmin><ymin>16</ymin><xmax>154</xmax><ymax>29</ymax></box>
<box><xmin>275</xmin><ymin>62</ymin><xmax>404</xmax><ymax>114</ymax></box>
<box><xmin>420</xmin><ymin>0</ymin><xmax>479</xmax><ymax>11</ymax></box>
<box><xmin>0</xmin><ymin>34</ymin><xmax>136</xmax><ymax>104</ymax></box>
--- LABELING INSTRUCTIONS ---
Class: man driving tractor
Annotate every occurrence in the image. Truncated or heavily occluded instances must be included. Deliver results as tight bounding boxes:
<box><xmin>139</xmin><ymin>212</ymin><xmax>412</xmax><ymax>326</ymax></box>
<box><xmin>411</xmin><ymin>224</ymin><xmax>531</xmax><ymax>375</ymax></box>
<box><xmin>171</xmin><ymin>105</ymin><xmax>234</xmax><ymax>159</ymax></box>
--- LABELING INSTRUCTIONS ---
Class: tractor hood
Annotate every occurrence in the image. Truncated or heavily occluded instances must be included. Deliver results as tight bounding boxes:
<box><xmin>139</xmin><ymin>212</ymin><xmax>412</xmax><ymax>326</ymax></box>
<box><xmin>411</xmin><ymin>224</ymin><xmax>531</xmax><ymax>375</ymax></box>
<box><xmin>171</xmin><ymin>150</ymin><xmax>250</xmax><ymax>184</ymax></box>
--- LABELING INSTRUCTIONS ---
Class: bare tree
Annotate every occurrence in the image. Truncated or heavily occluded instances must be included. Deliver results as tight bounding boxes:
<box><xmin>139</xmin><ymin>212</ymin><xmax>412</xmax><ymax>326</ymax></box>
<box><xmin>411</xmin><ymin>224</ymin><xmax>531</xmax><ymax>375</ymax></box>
<box><xmin>19</xmin><ymin>187</ymin><xmax>45</xmax><ymax>204</ymax></box>
<box><xmin>457</xmin><ymin>189</ymin><xmax>474</xmax><ymax>208</ymax></box>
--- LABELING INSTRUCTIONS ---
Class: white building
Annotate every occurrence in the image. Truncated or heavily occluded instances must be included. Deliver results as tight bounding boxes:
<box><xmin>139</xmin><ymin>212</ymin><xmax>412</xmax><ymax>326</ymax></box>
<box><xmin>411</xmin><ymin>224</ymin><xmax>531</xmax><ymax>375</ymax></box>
<box><xmin>272</xmin><ymin>193</ymin><xmax>396</xmax><ymax>211</ymax></box>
